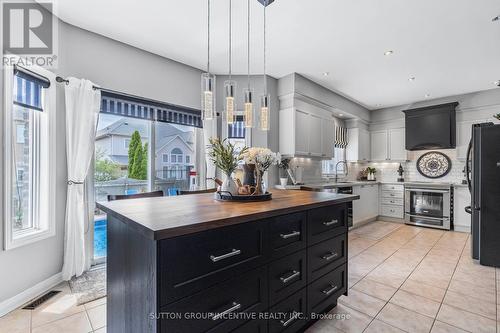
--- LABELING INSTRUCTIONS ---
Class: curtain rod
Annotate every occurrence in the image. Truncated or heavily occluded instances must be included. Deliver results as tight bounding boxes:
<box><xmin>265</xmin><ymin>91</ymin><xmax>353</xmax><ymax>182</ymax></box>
<box><xmin>55</xmin><ymin>76</ymin><xmax>201</xmax><ymax>114</ymax></box>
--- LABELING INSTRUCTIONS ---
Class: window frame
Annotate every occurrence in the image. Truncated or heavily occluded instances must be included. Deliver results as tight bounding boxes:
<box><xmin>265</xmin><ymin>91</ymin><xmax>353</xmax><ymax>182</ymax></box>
<box><xmin>3</xmin><ymin>62</ymin><xmax>57</xmax><ymax>250</ymax></box>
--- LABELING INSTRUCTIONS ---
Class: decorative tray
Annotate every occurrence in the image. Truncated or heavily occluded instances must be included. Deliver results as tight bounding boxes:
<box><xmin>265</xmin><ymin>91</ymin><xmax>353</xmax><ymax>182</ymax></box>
<box><xmin>214</xmin><ymin>191</ymin><xmax>272</xmax><ymax>202</ymax></box>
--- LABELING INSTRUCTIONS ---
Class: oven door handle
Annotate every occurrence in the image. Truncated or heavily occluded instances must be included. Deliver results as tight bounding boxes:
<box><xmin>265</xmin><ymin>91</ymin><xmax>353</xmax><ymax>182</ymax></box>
<box><xmin>406</xmin><ymin>214</ymin><xmax>448</xmax><ymax>221</ymax></box>
<box><xmin>405</xmin><ymin>188</ymin><xmax>450</xmax><ymax>194</ymax></box>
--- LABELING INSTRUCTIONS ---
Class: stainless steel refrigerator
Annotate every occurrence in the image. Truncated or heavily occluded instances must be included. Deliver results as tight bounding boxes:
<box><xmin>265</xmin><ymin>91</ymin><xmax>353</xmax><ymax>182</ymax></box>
<box><xmin>466</xmin><ymin>122</ymin><xmax>500</xmax><ymax>267</ymax></box>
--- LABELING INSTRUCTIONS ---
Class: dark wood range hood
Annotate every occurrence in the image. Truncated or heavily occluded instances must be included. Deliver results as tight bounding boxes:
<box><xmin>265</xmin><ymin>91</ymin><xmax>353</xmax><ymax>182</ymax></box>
<box><xmin>403</xmin><ymin>102</ymin><xmax>459</xmax><ymax>151</ymax></box>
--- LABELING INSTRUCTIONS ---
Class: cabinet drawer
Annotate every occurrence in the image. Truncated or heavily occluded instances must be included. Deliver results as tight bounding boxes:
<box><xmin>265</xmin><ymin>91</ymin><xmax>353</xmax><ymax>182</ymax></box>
<box><xmin>380</xmin><ymin>197</ymin><xmax>404</xmax><ymax>206</ymax></box>
<box><xmin>160</xmin><ymin>267</ymin><xmax>268</xmax><ymax>333</ymax></box>
<box><xmin>307</xmin><ymin>234</ymin><xmax>347</xmax><ymax>282</ymax></box>
<box><xmin>233</xmin><ymin>319</ymin><xmax>267</xmax><ymax>333</ymax></box>
<box><xmin>268</xmin><ymin>289</ymin><xmax>307</xmax><ymax>333</ymax></box>
<box><xmin>307</xmin><ymin>263</ymin><xmax>347</xmax><ymax>316</ymax></box>
<box><xmin>269</xmin><ymin>250</ymin><xmax>307</xmax><ymax>306</ymax></box>
<box><xmin>307</xmin><ymin>205</ymin><xmax>347</xmax><ymax>245</ymax></box>
<box><xmin>159</xmin><ymin>221</ymin><xmax>267</xmax><ymax>304</ymax></box>
<box><xmin>381</xmin><ymin>184</ymin><xmax>404</xmax><ymax>192</ymax></box>
<box><xmin>268</xmin><ymin>212</ymin><xmax>306</xmax><ymax>260</ymax></box>
<box><xmin>381</xmin><ymin>190</ymin><xmax>404</xmax><ymax>199</ymax></box>
<box><xmin>380</xmin><ymin>204</ymin><xmax>404</xmax><ymax>218</ymax></box>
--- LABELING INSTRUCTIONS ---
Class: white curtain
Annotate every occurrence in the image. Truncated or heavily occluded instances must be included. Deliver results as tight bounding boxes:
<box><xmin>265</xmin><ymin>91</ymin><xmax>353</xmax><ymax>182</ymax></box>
<box><xmin>202</xmin><ymin>119</ymin><xmax>218</xmax><ymax>189</ymax></box>
<box><xmin>62</xmin><ymin>78</ymin><xmax>101</xmax><ymax>280</ymax></box>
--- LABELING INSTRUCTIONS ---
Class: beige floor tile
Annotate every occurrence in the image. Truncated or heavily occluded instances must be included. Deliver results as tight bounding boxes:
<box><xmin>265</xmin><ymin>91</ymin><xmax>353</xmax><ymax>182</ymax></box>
<box><xmin>83</xmin><ymin>297</ymin><xmax>106</xmax><ymax>310</ymax></box>
<box><xmin>366</xmin><ymin>266</ymin><xmax>408</xmax><ymax>289</ymax></box>
<box><xmin>443</xmin><ymin>290</ymin><xmax>496</xmax><ymax>320</ymax></box>
<box><xmin>389</xmin><ymin>289</ymin><xmax>441</xmax><ymax>318</ymax></box>
<box><xmin>32</xmin><ymin>311</ymin><xmax>92</xmax><ymax>333</ymax></box>
<box><xmin>352</xmin><ymin>278</ymin><xmax>397</xmax><ymax>302</ymax></box>
<box><xmin>0</xmin><ymin>309</ymin><xmax>31</xmax><ymax>333</ymax></box>
<box><xmin>338</xmin><ymin>289</ymin><xmax>386</xmax><ymax>317</ymax></box>
<box><xmin>408</xmin><ymin>270</ymin><xmax>451</xmax><ymax>290</ymax></box>
<box><xmin>94</xmin><ymin>328</ymin><xmax>106</xmax><ymax>333</ymax></box>
<box><xmin>328</xmin><ymin>303</ymin><xmax>373</xmax><ymax>333</ymax></box>
<box><xmin>376</xmin><ymin>303</ymin><xmax>434</xmax><ymax>333</ymax></box>
<box><xmin>305</xmin><ymin>319</ymin><xmax>345</xmax><ymax>333</ymax></box>
<box><xmin>364</xmin><ymin>319</ymin><xmax>405</xmax><ymax>333</ymax></box>
<box><xmin>436</xmin><ymin>304</ymin><xmax>496</xmax><ymax>333</ymax></box>
<box><xmin>430</xmin><ymin>321</ymin><xmax>469</xmax><ymax>333</ymax></box>
<box><xmin>452</xmin><ymin>269</ymin><xmax>496</xmax><ymax>289</ymax></box>
<box><xmin>448</xmin><ymin>279</ymin><xmax>496</xmax><ymax>304</ymax></box>
<box><xmin>349</xmin><ymin>238</ymin><xmax>378</xmax><ymax>258</ymax></box>
<box><xmin>87</xmin><ymin>304</ymin><xmax>106</xmax><ymax>330</ymax></box>
<box><xmin>31</xmin><ymin>290</ymin><xmax>86</xmax><ymax>328</ymax></box>
<box><xmin>400</xmin><ymin>279</ymin><xmax>446</xmax><ymax>303</ymax></box>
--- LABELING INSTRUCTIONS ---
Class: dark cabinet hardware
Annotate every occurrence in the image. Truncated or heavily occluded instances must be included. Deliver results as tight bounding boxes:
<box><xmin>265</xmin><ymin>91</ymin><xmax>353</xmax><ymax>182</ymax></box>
<box><xmin>322</xmin><ymin>252</ymin><xmax>339</xmax><ymax>261</ymax></box>
<box><xmin>322</xmin><ymin>284</ymin><xmax>338</xmax><ymax>296</ymax></box>
<box><xmin>323</xmin><ymin>220</ymin><xmax>338</xmax><ymax>227</ymax></box>
<box><xmin>280</xmin><ymin>270</ymin><xmax>301</xmax><ymax>284</ymax></box>
<box><xmin>280</xmin><ymin>311</ymin><xmax>299</xmax><ymax>327</ymax></box>
<box><xmin>210</xmin><ymin>249</ymin><xmax>241</xmax><ymax>262</ymax></box>
<box><xmin>280</xmin><ymin>231</ymin><xmax>301</xmax><ymax>239</ymax></box>
<box><xmin>212</xmin><ymin>302</ymin><xmax>242</xmax><ymax>321</ymax></box>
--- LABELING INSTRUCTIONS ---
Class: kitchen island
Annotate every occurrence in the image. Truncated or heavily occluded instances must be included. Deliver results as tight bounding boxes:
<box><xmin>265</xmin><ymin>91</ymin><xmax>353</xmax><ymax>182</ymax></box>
<box><xmin>97</xmin><ymin>189</ymin><xmax>359</xmax><ymax>333</ymax></box>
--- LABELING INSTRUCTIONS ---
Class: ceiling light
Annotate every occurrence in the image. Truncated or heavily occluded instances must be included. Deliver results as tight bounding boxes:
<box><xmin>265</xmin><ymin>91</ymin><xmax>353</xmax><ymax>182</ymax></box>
<box><xmin>494</xmin><ymin>80</ymin><xmax>500</xmax><ymax>87</ymax></box>
<box><xmin>338</xmin><ymin>113</ymin><xmax>344</xmax><ymax>117</ymax></box>
<box><xmin>425</xmin><ymin>94</ymin><xmax>431</xmax><ymax>98</ymax></box>
<box><xmin>323</xmin><ymin>72</ymin><xmax>329</xmax><ymax>76</ymax></box>
<box><xmin>244</xmin><ymin>0</ymin><xmax>254</xmax><ymax>128</ymax></box>
<box><xmin>259</xmin><ymin>0</ymin><xmax>272</xmax><ymax>131</ymax></box>
<box><xmin>493</xmin><ymin>15</ymin><xmax>499</xmax><ymax>22</ymax></box>
<box><xmin>384</xmin><ymin>50</ymin><xmax>394</xmax><ymax>56</ymax></box>
<box><xmin>408</xmin><ymin>76</ymin><xmax>416</xmax><ymax>82</ymax></box>
<box><xmin>201</xmin><ymin>0</ymin><xmax>215</xmax><ymax>120</ymax></box>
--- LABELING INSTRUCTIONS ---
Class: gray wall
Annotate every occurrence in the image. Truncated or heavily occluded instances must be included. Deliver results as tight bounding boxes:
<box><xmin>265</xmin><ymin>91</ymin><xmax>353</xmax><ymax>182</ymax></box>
<box><xmin>0</xmin><ymin>19</ymin><xmax>203</xmax><ymax>303</ymax></box>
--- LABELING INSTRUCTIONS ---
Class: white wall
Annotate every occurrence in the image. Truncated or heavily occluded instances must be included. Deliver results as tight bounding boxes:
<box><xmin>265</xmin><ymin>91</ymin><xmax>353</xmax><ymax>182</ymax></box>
<box><xmin>0</xmin><ymin>18</ymin><xmax>203</xmax><ymax>305</ymax></box>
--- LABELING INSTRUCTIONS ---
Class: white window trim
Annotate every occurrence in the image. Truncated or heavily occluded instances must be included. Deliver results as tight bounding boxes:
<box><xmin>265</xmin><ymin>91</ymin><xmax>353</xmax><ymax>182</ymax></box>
<box><xmin>3</xmin><ymin>60</ymin><xmax>57</xmax><ymax>250</ymax></box>
<box><xmin>221</xmin><ymin>110</ymin><xmax>252</xmax><ymax>146</ymax></box>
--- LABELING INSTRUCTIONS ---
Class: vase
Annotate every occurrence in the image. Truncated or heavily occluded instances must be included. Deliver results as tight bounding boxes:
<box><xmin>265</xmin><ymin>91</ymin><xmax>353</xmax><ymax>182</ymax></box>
<box><xmin>220</xmin><ymin>174</ymin><xmax>238</xmax><ymax>195</ymax></box>
<box><xmin>280</xmin><ymin>177</ymin><xmax>288</xmax><ymax>187</ymax></box>
<box><xmin>254</xmin><ymin>169</ymin><xmax>264</xmax><ymax>195</ymax></box>
<box><xmin>242</xmin><ymin>164</ymin><xmax>256</xmax><ymax>186</ymax></box>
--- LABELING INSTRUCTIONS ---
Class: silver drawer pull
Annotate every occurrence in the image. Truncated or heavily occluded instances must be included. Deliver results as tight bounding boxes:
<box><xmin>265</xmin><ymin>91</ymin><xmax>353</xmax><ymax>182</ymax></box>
<box><xmin>322</xmin><ymin>252</ymin><xmax>339</xmax><ymax>261</ymax></box>
<box><xmin>323</xmin><ymin>220</ymin><xmax>338</xmax><ymax>227</ymax></box>
<box><xmin>280</xmin><ymin>311</ymin><xmax>299</xmax><ymax>327</ymax></box>
<box><xmin>280</xmin><ymin>231</ymin><xmax>301</xmax><ymax>239</ymax></box>
<box><xmin>280</xmin><ymin>270</ymin><xmax>301</xmax><ymax>284</ymax></box>
<box><xmin>390</xmin><ymin>194</ymin><xmax>395</xmax><ymax>197</ymax></box>
<box><xmin>212</xmin><ymin>302</ymin><xmax>241</xmax><ymax>321</ymax></box>
<box><xmin>210</xmin><ymin>249</ymin><xmax>241</xmax><ymax>262</ymax></box>
<box><xmin>322</xmin><ymin>284</ymin><xmax>339</xmax><ymax>296</ymax></box>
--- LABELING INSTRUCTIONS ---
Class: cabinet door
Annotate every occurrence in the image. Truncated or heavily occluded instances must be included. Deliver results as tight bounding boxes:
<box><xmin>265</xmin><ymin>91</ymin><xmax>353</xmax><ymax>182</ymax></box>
<box><xmin>389</xmin><ymin>128</ymin><xmax>406</xmax><ymax>160</ymax></box>
<box><xmin>352</xmin><ymin>186</ymin><xmax>366</xmax><ymax>224</ymax></box>
<box><xmin>359</xmin><ymin>129</ymin><xmax>370</xmax><ymax>162</ymax></box>
<box><xmin>322</xmin><ymin>118</ymin><xmax>334</xmax><ymax>158</ymax></box>
<box><xmin>365</xmin><ymin>184</ymin><xmax>379</xmax><ymax>219</ymax></box>
<box><xmin>346</xmin><ymin>128</ymin><xmax>360</xmax><ymax>162</ymax></box>
<box><xmin>309</xmin><ymin>114</ymin><xmax>323</xmax><ymax>157</ymax></box>
<box><xmin>370</xmin><ymin>131</ymin><xmax>388</xmax><ymax>161</ymax></box>
<box><xmin>295</xmin><ymin>110</ymin><xmax>309</xmax><ymax>156</ymax></box>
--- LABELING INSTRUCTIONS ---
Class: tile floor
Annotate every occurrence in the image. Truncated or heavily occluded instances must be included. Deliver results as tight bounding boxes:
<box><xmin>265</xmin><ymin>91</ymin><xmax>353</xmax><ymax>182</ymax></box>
<box><xmin>308</xmin><ymin>221</ymin><xmax>500</xmax><ymax>333</ymax></box>
<box><xmin>1</xmin><ymin>221</ymin><xmax>498</xmax><ymax>333</ymax></box>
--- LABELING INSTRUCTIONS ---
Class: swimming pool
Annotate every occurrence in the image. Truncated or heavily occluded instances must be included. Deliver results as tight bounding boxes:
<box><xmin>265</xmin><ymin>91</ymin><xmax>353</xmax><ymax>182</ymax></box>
<box><xmin>94</xmin><ymin>218</ymin><xmax>107</xmax><ymax>258</ymax></box>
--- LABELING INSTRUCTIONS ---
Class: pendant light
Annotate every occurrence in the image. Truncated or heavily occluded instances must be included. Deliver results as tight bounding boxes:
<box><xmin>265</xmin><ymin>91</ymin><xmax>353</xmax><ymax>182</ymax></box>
<box><xmin>201</xmin><ymin>0</ymin><xmax>215</xmax><ymax>120</ymax></box>
<box><xmin>243</xmin><ymin>0</ymin><xmax>254</xmax><ymax>128</ymax></box>
<box><xmin>259</xmin><ymin>1</ymin><xmax>270</xmax><ymax>131</ymax></box>
<box><xmin>224</xmin><ymin>0</ymin><xmax>236</xmax><ymax>124</ymax></box>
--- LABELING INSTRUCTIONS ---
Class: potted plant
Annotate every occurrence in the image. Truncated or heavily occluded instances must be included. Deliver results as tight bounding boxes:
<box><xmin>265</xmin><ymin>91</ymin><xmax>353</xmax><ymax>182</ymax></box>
<box><xmin>366</xmin><ymin>167</ymin><xmax>377</xmax><ymax>181</ymax></box>
<box><xmin>278</xmin><ymin>158</ymin><xmax>290</xmax><ymax>187</ymax></box>
<box><xmin>243</xmin><ymin>148</ymin><xmax>280</xmax><ymax>195</ymax></box>
<box><xmin>207</xmin><ymin>138</ymin><xmax>248</xmax><ymax>195</ymax></box>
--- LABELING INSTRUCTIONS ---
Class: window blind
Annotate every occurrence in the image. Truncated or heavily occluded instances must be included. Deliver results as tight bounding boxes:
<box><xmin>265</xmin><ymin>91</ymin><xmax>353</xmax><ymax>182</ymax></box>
<box><xmin>13</xmin><ymin>66</ymin><xmax>50</xmax><ymax>112</ymax></box>
<box><xmin>100</xmin><ymin>91</ymin><xmax>203</xmax><ymax>128</ymax></box>
<box><xmin>334</xmin><ymin>126</ymin><xmax>348</xmax><ymax>148</ymax></box>
<box><xmin>228</xmin><ymin>115</ymin><xmax>245</xmax><ymax>139</ymax></box>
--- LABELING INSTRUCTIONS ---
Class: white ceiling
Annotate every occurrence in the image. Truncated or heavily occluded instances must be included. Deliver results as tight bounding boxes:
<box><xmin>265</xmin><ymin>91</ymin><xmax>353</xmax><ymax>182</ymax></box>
<box><xmin>52</xmin><ymin>0</ymin><xmax>500</xmax><ymax>109</ymax></box>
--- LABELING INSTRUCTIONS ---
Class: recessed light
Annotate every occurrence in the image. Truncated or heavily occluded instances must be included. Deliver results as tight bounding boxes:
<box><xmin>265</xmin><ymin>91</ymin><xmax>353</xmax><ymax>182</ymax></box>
<box><xmin>493</xmin><ymin>15</ymin><xmax>499</xmax><ymax>22</ymax></box>
<box><xmin>425</xmin><ymin>94</ymin><xmax>431</xmax><ymax>98</ymax></box>
<box><xmin>408</xmin><ymin>76</ymin><xmax>416</xmax><ymax>82</ymax></box>
<box><xmin>494</xmin><ymin>80</ymin><xmax>500</xmax><ymax>86</ymax></box>
<box><xmin>338</xmin><ymin>113</ymin><xmax>344</xmax><ymax>117</ymax></box>
<box><xmin>323</xmin><ymin>72</ymin><xmax>329</xmax><ymax>76</ymax></box>
<box><xmin>384</xmin><ymin>50</ymin><xmax>394</xmax><ymax>56</ymax></box>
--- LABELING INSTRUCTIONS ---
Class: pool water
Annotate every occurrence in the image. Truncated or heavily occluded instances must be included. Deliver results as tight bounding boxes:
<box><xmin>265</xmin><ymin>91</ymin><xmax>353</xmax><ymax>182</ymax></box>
<box><xmin>94</xmin><ymin>218</ymin><xmax>107</xmax><ymax>258</ymax></box>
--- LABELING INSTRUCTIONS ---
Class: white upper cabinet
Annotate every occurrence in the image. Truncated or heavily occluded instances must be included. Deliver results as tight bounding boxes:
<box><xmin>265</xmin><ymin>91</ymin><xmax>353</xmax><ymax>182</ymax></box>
<box><xmin>279</xmin><ymin>107</ymin><xmax>335</xmax><ymax>158</ymax></box>
<box><xmin>346</xmin><ymin>128</ymin><xmax>370</xmax><ymax>162</ymax></box>
<box><xmin>370</xmin><ymin>131</ymin><xmax>388</xmax><ymax>161</ymax></box>
<box><xmin>369</xmin><ymin>128</ymin><xmax>407</xmax><ymax>161</ymax></box>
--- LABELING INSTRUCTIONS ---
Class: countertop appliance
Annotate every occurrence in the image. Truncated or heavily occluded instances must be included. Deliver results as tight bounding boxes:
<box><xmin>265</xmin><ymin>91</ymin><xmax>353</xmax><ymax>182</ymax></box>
<box><xmin>404</xmin><ymin>182</ymin><xmax>453</xmax><ymax>230</ymax></box>
<box><xmin>465</xmin><ymin>122</ymin><xmax>500</xmax><ymax>267</ymax></box>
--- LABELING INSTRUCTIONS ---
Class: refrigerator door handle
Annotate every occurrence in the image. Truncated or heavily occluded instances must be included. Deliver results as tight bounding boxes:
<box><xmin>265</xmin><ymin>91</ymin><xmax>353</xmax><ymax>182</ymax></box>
<box><xmin>465</xmin><ymin>206</ymin><xmax>472</xmax><ymax>214</ymax></box>
<box><xmin>465</xmin><ymin>138</ymin><xmax>473</xmax><ymax>193</ymax></box>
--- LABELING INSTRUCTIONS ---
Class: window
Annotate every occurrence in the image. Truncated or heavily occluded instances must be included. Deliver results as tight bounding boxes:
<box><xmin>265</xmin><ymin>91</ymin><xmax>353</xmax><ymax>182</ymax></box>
<box><xmin>322</xmin><ymin>147</ymin><xmax>347</xmax><ymax>175</ymax></box>
<box><xmin>171</xmin><ymin>148</ymin><xmax>183</xmax><ymax>164</ymax></box>
<box><xmin>185</xmin><ymin>155</ymin><xmax>190</xmax><ymax>164</ymax></box>
<box><xmin>223</xmin><ymin>113</ymin><xmax>251</xmax><ymax>156</ymax></box>
<box><xmin>124</xmin><ymin>138</ymin><xmax>131</xmax><ymax>148</ymax></box>
<box><xmin>4</xmin><ymin>64</ymin><xmax>56</xmax><ymax>250</ymax></box>
<box><xmin>163</xmin><ymin>154</ymin><xmax>169</xmax><ymax>163</ymax></box>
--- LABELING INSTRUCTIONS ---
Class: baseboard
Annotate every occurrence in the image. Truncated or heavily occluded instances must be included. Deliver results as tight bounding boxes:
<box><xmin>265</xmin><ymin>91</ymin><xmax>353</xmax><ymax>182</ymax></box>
<box><xmin>350</xmin><ymin>216</ymin><xmax>378</xmax><ymax>230</ymax></box>
<box><xmin>0</xmin><ymin>272</ymin><xmax>63</xmax><ymax>317</ymax></box>
<box><xmin>453</xmin><ymin>225</ymin><xmax>471</xmax><ymax>233</ymax></box>
<box><xmin>377</xmin><ymin>215</ymin><xmax>405</xmax><ymax>223</ymax></box>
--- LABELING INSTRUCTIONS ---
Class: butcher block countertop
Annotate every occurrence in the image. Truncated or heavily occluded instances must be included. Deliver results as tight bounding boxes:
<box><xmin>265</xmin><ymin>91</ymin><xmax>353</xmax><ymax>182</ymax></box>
<box><xmin>96</xmin><ymin>189</ymin><xmax>359</xmax><ymax>240</ymax></box>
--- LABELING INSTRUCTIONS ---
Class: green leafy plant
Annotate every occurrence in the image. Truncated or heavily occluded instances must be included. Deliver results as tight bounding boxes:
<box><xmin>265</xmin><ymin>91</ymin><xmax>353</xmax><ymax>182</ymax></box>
<box><xmin>278</xmin><ymin>158</ymin><xmax>290</xmax><ymax>170</ymax></box>
<box><xmin>128</xmin><ymin>130</ymin><xmax>148</xmax><ymax>180</ymax></box>
<box><xmin>95</xmin><ymin>147</ymin><xmax>122</xmax><ymax>182</ymax></box>
<box><xmin>494</xmin><ymin>113</ymin><xmax>500</xmax><ymax>121</ymax></box>
<box><xmin>207</xmin><ymin>138</ymin><xmax>248</xmax><ymax>177</ymax></box>
<box><xmin>366</xmin><ymin>167</ymin><xmax>377</xmax><ymax>174</ymax></box>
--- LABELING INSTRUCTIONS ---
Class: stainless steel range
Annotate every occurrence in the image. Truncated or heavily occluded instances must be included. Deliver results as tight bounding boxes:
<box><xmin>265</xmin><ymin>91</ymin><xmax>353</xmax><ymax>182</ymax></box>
<box><xmin>404</xmin><ymin>182</ymin><xmax>453</xmax><ymax>230</ymax></box>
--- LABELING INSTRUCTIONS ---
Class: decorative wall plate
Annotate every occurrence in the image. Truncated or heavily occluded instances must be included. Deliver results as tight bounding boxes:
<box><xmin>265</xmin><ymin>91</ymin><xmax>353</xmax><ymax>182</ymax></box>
<box><xmin>416</xmin><ymin>151</ymin><xmax>452</xmax><ymax>178</ymax></box>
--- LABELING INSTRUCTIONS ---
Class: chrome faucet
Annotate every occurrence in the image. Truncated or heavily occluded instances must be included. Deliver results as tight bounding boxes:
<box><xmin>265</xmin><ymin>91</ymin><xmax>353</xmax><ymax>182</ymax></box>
<box><xmin>335</xmin><ymin>160</ymin><xmax>348</xmax><ymax>183</ymax></box>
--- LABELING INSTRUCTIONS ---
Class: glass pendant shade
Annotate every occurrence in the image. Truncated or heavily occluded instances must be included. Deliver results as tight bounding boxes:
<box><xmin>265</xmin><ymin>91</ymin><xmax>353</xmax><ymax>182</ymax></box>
<box><xmin>224</xmin><ymin>80</ymin><xmax>236</xmax><ymax>124</ymax></box>
<box><xmin>201</xmin><ymin>73</ymin><xmax>215</xmax><ymax>120</ymax></box>
<box><xmin>243</xmin><ymin>88</ymin><xmax>254</xmax><ymax>128</ymax></box>
<box><xmin>259</xmin><ymin>94</ymin><xmax>270</xmax><ymax>131</ymax></box>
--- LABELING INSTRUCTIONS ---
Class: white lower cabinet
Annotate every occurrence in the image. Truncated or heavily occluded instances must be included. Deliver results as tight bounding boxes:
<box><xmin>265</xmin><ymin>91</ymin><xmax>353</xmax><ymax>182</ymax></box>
<box><xmin>379</xmin><ymin>184</ymin><xmax>404</xmax><ymax>219</ymax></box>
<box><xmin>353</xmin><ymin>184</ymin><xmax>379</xmax><ymax>226</ymax></box>
<box><xmin>453</xmin><ymin>186</ymin><xmax>471</xmax><ymax>232</ymax></box>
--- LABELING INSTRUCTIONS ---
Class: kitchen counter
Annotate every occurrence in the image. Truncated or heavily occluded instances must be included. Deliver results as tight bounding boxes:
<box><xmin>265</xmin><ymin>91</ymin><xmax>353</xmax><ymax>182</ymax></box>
<box><xmin>97</xmin><ymin>189</ymin><xmax>359</xmax><ymax>240</ymax></box>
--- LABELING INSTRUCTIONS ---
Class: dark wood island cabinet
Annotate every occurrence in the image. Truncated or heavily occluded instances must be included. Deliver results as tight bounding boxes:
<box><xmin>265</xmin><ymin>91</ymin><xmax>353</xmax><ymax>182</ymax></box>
<box><xmin>97</xmin><ymin>190</ymin><xmax>359</xmax><ymax>333</ymax></box>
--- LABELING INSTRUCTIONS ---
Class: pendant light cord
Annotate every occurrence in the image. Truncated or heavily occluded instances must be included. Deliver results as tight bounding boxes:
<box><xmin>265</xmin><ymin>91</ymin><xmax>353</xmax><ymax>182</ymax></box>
<box><xmin>247</xmin><ymin>0</ymin><xmax>251</xmax><ymax>89</ymax></box>
<box><xmin>263</xmin><ymin>5</ymin><xmax>267</xmax><ymax>95</ymax></box>
<box><xmin>229</xmin><ymin>0</ymin><xmax>232</xmax><ymax>80</ymax></box>
<box><xmin>207</xmin><ymin>0</ymin><xmax>211</xmax><ymax>74</ymax></box>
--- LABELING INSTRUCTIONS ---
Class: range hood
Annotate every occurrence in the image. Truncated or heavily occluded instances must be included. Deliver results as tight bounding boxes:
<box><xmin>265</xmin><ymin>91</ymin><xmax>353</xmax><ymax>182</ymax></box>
<box><xmin>403</xmin><ymin>102</ymin><xmax>458</xmax><ymax>151</ymax></box>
